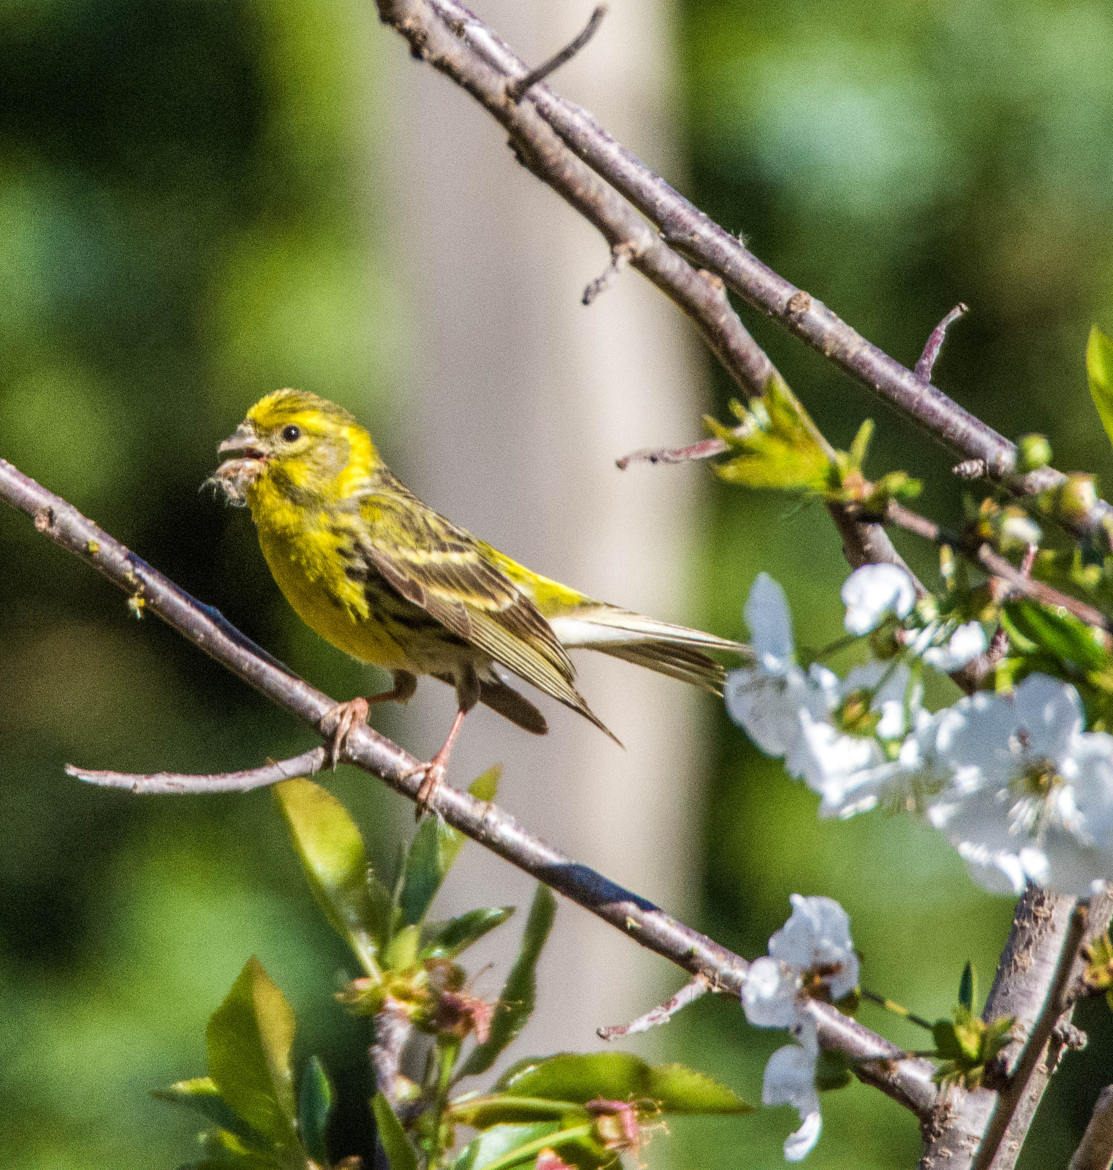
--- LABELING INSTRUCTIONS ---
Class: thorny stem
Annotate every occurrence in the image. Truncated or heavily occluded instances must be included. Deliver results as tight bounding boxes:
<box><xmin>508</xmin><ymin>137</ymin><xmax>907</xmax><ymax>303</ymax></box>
<box><xmin>0</xmin><ymin>454</ymin><xmax>938</xmax><ymax>1117</ymax></box>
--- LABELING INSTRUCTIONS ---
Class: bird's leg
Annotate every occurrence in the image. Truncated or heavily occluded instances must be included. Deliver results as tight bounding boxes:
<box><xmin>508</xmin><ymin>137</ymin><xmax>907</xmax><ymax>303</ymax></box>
<box><xmin>411</xmin><ymin>705</ymin><xmax>469</xmax><ymax>819</ymax></box>
<box><xmin>408</xmin><ymin>666</ymin><xmax>480</xmax><ymax>819</ymax></box>
<box><xmin>321</xmin><ymin>671</ymin><xmax>417</xmax><ymax>768</ymax></box>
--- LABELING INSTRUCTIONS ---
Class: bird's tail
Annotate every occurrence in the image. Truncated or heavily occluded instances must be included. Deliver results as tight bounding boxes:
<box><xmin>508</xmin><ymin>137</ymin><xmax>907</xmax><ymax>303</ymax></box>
<box><xmin>549</xmin><ymin>606</ymin><xmax>748</xmax><ymax>694</ymax></box>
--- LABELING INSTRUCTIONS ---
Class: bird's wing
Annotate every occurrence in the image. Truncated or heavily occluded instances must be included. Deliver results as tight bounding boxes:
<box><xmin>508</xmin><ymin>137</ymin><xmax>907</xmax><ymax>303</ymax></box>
<box><xmin>355</xmin><ymin>485</ymin><xmax>598</xmax><ymax>715</ymax></box>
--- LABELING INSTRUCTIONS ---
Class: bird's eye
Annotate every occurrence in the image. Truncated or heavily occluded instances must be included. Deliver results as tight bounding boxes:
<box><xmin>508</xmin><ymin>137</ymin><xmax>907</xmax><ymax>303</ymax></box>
<box><xmin>281</xmin><ymin>424</ymin><xmax>302</xmax><ymax>443</ymax></box>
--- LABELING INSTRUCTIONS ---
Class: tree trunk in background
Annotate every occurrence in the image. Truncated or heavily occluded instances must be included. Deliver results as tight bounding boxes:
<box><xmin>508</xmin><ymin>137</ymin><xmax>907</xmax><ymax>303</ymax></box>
<box><xmin>380</xmin><ymin>1</ymin><xmax>708</xmax><ymax>1061</ymax></box>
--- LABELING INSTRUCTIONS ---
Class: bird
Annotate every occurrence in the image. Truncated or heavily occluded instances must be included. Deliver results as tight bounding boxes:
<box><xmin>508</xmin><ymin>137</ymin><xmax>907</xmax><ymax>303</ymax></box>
<box><xmin>209</xmin><ymin>388</ymin><xmax>745</xmax><ymax>813</ymax></box>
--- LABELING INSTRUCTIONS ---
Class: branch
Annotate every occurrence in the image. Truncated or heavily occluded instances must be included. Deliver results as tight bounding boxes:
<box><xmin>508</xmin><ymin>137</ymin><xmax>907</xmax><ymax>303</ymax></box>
<box><xmin>878</xmin><ymin>500</ymin><xmax>1113</xmax><ymax>633</ymax></box>
<box><xmin>917</xmin><ymin>888</ymin><xmax>1113</xmax><ymax>1170</ymax></box>
<box><xmin>0</xmin><ymin>454</ymin><xmax>938</xmax><ymax>1117</ymax></box>
<box><xmin>1070</xmin><ymin>1084</ymin><xmax>1113</xmax><ymax>1170</ymax></box>
<box><xmin>380</xmin><ymin>0</ymin><xmax>773</xmax><ymax>401</ymax></box>
<box><xmin>597</xmin><ymin>976</ymin><xmax>710</xmax><ymax>1040</ymax></box>
<box><xmin>365</xmin><ymin>8</ymin><xmax>1113</xmax><ymax>1163</ymax></box>
<box><xmin>979</xmin><ymin>889</ymin><xmax>1113</xmax><ymax>1170</ymax></box>
<box><xmin>505</xmin><ymin>5</ymin><xmax>607</xmax><ymax>103</ymax></box>
<box><xmin>377</xmin><ymin>1</ymin><xmax>914</xmax><ymax>591</ymax></box>
<box><xmin>66</xmin><ymin>748</ymin><xmax>329</xmax><ymax>794</ymax></box>
<box><xmin>424</xmin><ymin>0</ymin><xmax>1113</xmax><ymax>544</ymax></box>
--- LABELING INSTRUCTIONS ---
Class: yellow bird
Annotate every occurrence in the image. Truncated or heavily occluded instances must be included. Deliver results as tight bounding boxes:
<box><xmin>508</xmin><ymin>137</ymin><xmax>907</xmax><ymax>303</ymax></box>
<box><xmin>211</xmin><ymin>389</ymin><xmax>744</xmax><ymax>811</ymax></box>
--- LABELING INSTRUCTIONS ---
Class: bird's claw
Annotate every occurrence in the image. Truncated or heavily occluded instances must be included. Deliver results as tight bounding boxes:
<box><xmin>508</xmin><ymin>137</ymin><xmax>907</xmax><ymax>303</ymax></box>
<box><xmin>409</xmin><ymin>758</ymin><xmax>447</xmax><ymax>821</ymax></box>
<box><xmin>321</xmin><ymin>697</ymin><xmax>370</xmax><ymax>768</ymax></box>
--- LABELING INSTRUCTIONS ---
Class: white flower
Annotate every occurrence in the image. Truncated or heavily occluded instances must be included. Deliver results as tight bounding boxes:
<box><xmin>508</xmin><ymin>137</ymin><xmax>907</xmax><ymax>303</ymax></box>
<box><xmin>842</xmin><ymin>563</ymin><xmax>987</xmax><ymax>671</ymax></box>
<box><xmin>741</xmin><ymin>896</ymin><xmax>857</xmax><ymax>1163</ymax></box>
<box><xmin>790</xmin><ymin>663</ymin><xmax>925</xmax><ymax>817</ymax></box>
<box><xmin>747</xmin><ymin>572</ymin><xmax>797</xmax><ymax>676</ymax></box>
<box><xmin>769</xmin><ymin>894</ymin><xmax>860</xmax><ymax>999</ymax></box>
<box><xmin>927</xmin><ymin>674</ymin><xmax>1113</xmax><ymax>895</ymax></box>
<box><xmin>922</xmin><ymin>621</ymin><xmax>987</xmax><ymax>671</ymax></box>
<box><xmin>727</xmin><ymin>575</ymin><xmax>834</xmax><ymax>758</ymax></box>
<box><xmin>841</xmin><ymin>563</ymin><xmax>916</xmax><ymax>635</ymax></box>
<box><xmin>908</xmin><ymin>620</ymin><xmax>987</xmax><ymax>671</ymax></box>
<box><xmin>742</xmin><ymin>956</ymin><xmax>802</xmax><ymax>1028</ymax></box>
<box><xmin>726</xmin><ymin>666</ymin><xmax>828</xmax><ymax>760</ymax></box>
<box><xmin>817</xmin><ymin>719</ymin><xmax>939</xmax><ymax>819</ymax></box>
<box><xmin>764</xmin><ymin>1019</ymin><xmax>823</xmax><ymax>1162</ymax></box>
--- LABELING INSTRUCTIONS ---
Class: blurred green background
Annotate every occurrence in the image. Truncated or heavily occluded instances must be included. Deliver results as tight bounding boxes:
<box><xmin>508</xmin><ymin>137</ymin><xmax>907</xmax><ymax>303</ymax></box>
<box><xmin>2</xmin><ymin>1</ymin><xmax>1112</xmax><ymax>1166</ymax></box>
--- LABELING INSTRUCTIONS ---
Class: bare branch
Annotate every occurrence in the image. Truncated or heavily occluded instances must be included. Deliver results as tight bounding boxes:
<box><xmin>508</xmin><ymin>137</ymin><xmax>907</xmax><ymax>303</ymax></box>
<box><xmin>916</xmin><ymin>303</ymin><xmax>968</xmax><ymax>382</ymax></box>
<box><xmin>597</xmin><ymin>975</ymin><xmax>710</xmax><ymax>1040</ymax></box>
<box><xmin>375</xmin><ymin>0</ymin><xmax>775</xmax><ymax>403</ymax></box>
<box><xmin>0</xmin><ymin>453</ymin><xmax>938</xmax><ymax>1117</ymax></box>
<box><xmin>977</xmin><ymin>890</ymin><xmax>1113</xmax><ymax>1170</ymax></box>
<box><xmin>917</xmin><ymin>890</ymin><xmax>1113</xmax><ymax>1170</ymax></box>
<box><xmin>505</xmin><ymin>5</ymin><xmax>607</xmax><ymax>103</ymax></box>
<box><xmin>65</xmin><ymin>748</ymin><xmax>328</xmax><ymax>794</ymax></box>
<box><xmin>582</xmin><ymin>238</ymin><xmax>634</xmax><ymax>305</ymax></box>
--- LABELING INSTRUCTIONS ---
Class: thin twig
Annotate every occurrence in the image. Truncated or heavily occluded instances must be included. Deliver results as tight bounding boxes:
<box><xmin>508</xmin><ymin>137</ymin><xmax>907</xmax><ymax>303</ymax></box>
<box><xmin>916</xmin><ymin>303</ymin><xmax>968</xmax><ymax>382</ymax></box>
<box><xmin>882</xmin><ymin>500</ymin><xmax>1113</xmax><ymax>634</ymax></box>
<box><xmin>616</xmin><ymin>437</ymin><xmax>727</xmax><ymax>470</ymax></box>
<box><xmin>0</xmin><ymin>453</ymin><xmax>939</xmax><ymax>1118</ymax></box>
<box><xmin>582</xmin><ymin>238</ymin><xmax>635</xmax><ymax>305</ymax></box>
<box><xmin>597</xmin><ymin>975</ymin><xmax>710</xmax><ymax>1040</ymax></box>
<box><xmin>65</xmin><ymin>748</ymin><xmax>329</xmax><ymax>794</ymax></box>
<box><xmin>506</xmin><ymin>5</ymin><xmax>607</xmax><ymax>102</ymax></box>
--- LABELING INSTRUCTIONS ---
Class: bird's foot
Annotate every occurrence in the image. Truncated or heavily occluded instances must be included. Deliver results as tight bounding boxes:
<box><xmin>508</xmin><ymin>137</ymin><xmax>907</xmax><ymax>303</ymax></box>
<box><xmin>402</xmin><ymin>705</ymin><xmax>468</xmax><ymax>819</ymax></box>
<box><xmin>320</xmin><ymin>697</ymin><xmax>370</xmax><ymax>768</ymax></box>
<box><xmin>406</xmin><ymin>753</ymin><xmax>450</xmax><ymax>821</ymax></box>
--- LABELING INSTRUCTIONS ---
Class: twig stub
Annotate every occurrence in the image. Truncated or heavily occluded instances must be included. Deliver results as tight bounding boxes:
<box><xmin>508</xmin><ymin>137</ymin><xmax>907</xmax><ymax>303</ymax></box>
<box><xmin>506</xmin><ymin>6</ymin><xmax>608</xmax><ymax>103</ymax></box>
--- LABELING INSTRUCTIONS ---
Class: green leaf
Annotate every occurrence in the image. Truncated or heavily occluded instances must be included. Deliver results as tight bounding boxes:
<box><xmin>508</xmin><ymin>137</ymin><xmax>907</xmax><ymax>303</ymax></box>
<box><xmin>422</xmin><ymin>906</ymin><xmax>515</xmax><ymax>959</ymax></box>
<box><xmin>450</xmin><ymin>1094</ymin><xmax>585</xmax><ymax>1129</ymax></box>
<box><xmin>846</xmin><ymin>418</ymin><xmax>874</xmax><ymax>471</ymax></box>
<box><xmin>152</xmin><ymin>1077</ymin><xmax>256</xmax><ymax>1140</ymax></box>
<box><xmin>496</xmin><ymin>1053</ymin><xmax>750</xmax><ymax>1115</ymax></box>
<box><xmin>469</xmin><ymin>764</ymin><xmax>501</xmax><ymax>803</ymax></box>
<box><xmin>460</xmin><ymin>886</ymin><xmax>556</xmax><ymax>1078</ymax></box>
<box><xmin>371</xmin><ymin>1092</ymin><xmax>418</xmax><ymax>1170</ymax></box>
<box><xmin>383</xmin><ymin>922</ymin><xmax>421</xmax><ymax>971</ymax></box>
<box><xmin>274</xmin><ymin>778</ymin><xmax>390</xmax><ymax>969</ymax></box>
<box><xmin>297</xmin><ymin>1056</ymin><xmax>333</xmax><ymax>1165</ymax></box>
<box><xmin>958</xmin><ymin>961</ymin><xmax>976</xmax><ymax>1013</ymax></box>
<box><xmin>708</xmin><ymin>376</ymin><xmax>835</xmax><ymax>492</ymax></box>
<box><xmin>641</xmin><ymin>1064</ymin><xmax>752</xmax><ymax>1114</ymax></box>
<box><xmin>206</xmin><ymin>957</ymin><xmax>298</xmax><ymax>1149</ymax></box>
<box><xmin>451</xmin><ymin>1122</ymin><xmax>577</xmax><ymax>1170</ymax></box>
<box><xmin>1001</xmin><ymin>599</ymin><xmax>1109</xmax><ymax>672</ymax></box>
<box><xmin>1087</xmin><ymin>325</ymin><xmax>1113</xmax><ymax>453</ymax></box>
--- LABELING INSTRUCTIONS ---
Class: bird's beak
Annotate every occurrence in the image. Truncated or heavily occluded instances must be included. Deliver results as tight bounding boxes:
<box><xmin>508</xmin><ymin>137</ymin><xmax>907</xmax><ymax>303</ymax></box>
<box><xmin>218</xmin><ymin>421</ymin><xmax>264</xmax><ymax>459</ymax></box>
<box><xmin>207</xmin><ymin>421</ymin><xmax>267</xmax><ymax>506</ymax></box>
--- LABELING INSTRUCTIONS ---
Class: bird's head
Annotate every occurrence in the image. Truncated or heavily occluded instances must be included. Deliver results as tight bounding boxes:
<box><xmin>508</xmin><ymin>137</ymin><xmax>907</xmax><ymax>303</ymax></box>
<box><xmin>208</xmin><ymin>389</ymin><xmax>380</xmax><ymax>509</ymax></box>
